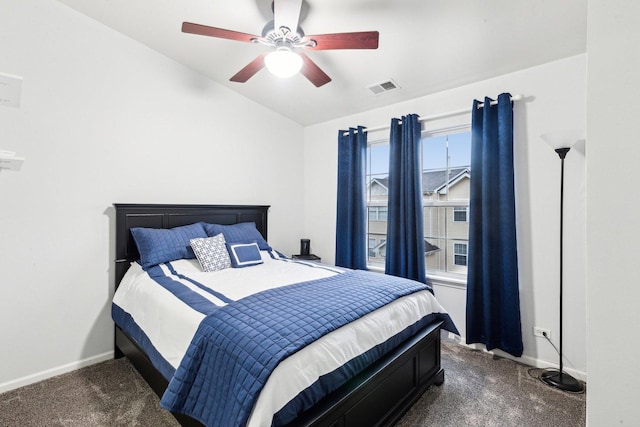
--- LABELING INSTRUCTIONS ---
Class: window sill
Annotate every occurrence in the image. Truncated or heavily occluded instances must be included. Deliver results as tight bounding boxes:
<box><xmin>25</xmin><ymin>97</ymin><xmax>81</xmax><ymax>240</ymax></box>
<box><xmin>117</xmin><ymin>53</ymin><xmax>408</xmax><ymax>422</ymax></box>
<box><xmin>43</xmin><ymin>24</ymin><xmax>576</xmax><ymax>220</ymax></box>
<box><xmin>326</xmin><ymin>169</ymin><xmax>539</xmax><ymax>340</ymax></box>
<box><xmin>367</xmin><ymin>265</ymin><xmax>385</xmax><ymax>274</ymax></box>
<box><xmin>427</xmin><ymin>272</ymin><xmax>467</xmax><ymax>289</ymax></box>
<box><xmin>366</xmin><ymin>265</ymin><xmax>467</xmax><ymax>289</ymax></box>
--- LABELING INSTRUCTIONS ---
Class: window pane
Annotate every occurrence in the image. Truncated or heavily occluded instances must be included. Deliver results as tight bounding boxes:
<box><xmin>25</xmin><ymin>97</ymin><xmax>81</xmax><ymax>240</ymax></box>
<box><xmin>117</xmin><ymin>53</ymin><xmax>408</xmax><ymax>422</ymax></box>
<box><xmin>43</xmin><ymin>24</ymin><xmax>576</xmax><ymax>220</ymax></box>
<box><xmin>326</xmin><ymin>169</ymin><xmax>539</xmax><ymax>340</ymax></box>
<box><xmin>366</xmin><ymin>143</ymin><xmax>388</xmax><ymax>267</ymax></box>
<box><xmin>447</xmin><ymin>132</ymin><xmax>473</xmax><ymax>168</ymax></box>
<box><xmin>454</xmin><ymin>254</ymin><xmax>468</xmax><ymax>266</ymax></box>
<box><xmin>454</xmin><ymin>243</ymin><xmax>467</xmax><ymax>254</ymax></box>
<box><xmin>378</xmin><ymin>207</ymin><xmax>388</xmax><ymax>221</ymax></box>
<box><xmin>368</xmin><ymin>238</ymin><xmax>376</xmax><ymax>257</ymax></box>
<box><xmin>422</xmin><ymin>131</ymin><xmax>471</xmax><ymax>275</ymax></box>
<box><xmin>368</xmin><ymin>144</ymin><xmax>390</xmax><ymax>176</ymax></box>
<box><xmin>423</xmin><ymin>136</ymin><xmax>448</xmax><ymax>170</ymax></box>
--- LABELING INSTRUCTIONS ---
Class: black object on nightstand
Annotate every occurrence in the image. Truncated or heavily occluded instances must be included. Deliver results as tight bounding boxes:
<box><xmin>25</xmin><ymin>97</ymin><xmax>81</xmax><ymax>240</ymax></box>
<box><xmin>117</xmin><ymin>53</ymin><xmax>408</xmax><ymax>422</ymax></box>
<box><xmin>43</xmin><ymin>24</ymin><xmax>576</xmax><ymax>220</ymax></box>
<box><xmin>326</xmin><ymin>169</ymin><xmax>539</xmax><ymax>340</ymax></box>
<box><xmin>292</xmin><ymin>254</ymin><xmax>321</xmax><ymax>262</ymax></box>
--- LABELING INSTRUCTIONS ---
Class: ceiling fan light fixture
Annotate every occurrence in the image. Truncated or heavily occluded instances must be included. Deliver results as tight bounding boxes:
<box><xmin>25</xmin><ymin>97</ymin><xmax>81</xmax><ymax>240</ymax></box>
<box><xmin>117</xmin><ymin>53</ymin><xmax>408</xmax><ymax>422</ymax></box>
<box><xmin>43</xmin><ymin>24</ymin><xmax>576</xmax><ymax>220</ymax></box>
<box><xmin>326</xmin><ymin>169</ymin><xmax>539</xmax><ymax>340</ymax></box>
<box><xmin>264</xmin><ymin>47</ymin><xmax>303</xmax><ymax>78</ymax></box>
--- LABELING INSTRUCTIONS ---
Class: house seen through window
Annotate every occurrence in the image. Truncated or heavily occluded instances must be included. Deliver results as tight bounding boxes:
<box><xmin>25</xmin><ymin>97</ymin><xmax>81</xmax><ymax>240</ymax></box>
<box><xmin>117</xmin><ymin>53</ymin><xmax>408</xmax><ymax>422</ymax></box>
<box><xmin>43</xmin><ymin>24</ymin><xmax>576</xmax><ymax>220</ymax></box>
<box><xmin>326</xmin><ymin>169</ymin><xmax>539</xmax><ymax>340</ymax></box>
<box><xmin>365</xmin><ymin>128</ymin><xmax>471</xmax><ymax>278</ymax></box>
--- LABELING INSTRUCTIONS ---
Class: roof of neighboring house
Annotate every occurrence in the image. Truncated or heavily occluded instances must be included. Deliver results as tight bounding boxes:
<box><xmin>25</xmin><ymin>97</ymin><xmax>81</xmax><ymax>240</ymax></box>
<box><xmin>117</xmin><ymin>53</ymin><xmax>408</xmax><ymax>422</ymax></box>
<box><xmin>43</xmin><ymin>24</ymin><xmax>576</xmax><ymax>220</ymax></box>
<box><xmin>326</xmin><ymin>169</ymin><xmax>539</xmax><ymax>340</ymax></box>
<box><xmin>370</xmin><ymin>177</ymin><xmax>388</xmax><ymax>191</ymax></box>
<box><xmin>433</xmin><ymin>168</ymin><xmax>470</xmax><ymax>194</ymax></box>
<box><xmin>424</xmin><ymin>240</ymin><xmax>441</xmax><ymax>254</ymax></box>
<box><xmin>369</xmin><ymin>167</ymin><xmax>470</xmax><ymax>194</ymax></box>
<box><xmin>424</xmin><ymin>167</ymin><xmax>469</xmax><ymax>193</ymax></box>
<box><xmin>373</xmin><ymin>239</ymin><xmax>440</xmax><ymax>255</ymax></box>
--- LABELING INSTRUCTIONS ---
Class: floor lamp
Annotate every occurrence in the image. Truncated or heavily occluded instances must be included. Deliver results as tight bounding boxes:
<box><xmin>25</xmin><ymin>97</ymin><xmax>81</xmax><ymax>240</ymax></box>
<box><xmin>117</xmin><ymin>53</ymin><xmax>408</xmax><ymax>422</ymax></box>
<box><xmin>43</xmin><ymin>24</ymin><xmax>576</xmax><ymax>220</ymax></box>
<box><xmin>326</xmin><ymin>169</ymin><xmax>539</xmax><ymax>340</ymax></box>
<box><xmin>540</xmin><ymin>131</ymin><xmax>584</xmax><ymax>393</ymax></box>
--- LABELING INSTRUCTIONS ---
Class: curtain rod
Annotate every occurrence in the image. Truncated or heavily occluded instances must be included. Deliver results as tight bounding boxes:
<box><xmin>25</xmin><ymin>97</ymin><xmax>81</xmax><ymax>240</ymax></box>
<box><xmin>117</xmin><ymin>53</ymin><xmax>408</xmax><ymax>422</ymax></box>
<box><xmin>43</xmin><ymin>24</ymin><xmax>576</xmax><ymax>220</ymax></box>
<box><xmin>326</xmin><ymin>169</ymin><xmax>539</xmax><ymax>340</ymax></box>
<box><xmin>342</xmin><ymin>94</ymin><xmax>523</xmax><ymax>136</ymax></box>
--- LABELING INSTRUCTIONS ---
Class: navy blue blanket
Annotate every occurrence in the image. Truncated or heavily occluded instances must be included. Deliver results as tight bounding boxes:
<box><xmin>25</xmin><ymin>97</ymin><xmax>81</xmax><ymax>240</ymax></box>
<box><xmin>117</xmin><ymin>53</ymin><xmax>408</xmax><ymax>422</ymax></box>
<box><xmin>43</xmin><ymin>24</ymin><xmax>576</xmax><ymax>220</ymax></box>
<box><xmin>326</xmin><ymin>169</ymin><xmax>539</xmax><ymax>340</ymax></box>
<box><xmin>159</xmin><ymin>270</ymin><xmax>443</xmax><ymax>426</ymax></box>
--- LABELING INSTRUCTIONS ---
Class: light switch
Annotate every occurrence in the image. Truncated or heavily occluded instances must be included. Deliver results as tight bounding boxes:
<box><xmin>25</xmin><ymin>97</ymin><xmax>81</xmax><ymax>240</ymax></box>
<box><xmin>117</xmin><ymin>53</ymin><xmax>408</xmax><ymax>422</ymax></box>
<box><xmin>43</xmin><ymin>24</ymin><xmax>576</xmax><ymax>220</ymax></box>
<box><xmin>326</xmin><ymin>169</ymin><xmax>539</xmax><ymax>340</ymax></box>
<box><xmin>0</xmin><ymin>72</ymin><xmax>23</xmax><ymax>108</ymax></box>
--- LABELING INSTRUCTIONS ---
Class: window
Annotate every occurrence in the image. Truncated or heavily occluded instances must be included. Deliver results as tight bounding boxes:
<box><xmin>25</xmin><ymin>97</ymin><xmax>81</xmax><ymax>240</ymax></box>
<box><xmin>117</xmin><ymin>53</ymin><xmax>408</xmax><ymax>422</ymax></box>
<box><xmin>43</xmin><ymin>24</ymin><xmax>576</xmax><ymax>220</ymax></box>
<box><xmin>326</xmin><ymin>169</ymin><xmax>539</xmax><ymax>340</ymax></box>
<box><xmin>365</xmin><ymin>128</ymin><xmax>471</xmax><ymax>277</ymax></box>
<box><xmin>368</xmin><ymin>206</ymin><xmax>388</xmax><ymax>221</ymax></box>
<box><xmin>453</xmin><ymin>242</ymin><xmax>468</xmax><ymax>266</ymax></box>
<box><xmin>368</xmin><ymin>238</ymin><xmax>376</xmax><ymax>257</ymax></box>
<box><xmin>453</xmin><ymin>206</ymin><xmax>468</xmax><ymax>222</ymax></box>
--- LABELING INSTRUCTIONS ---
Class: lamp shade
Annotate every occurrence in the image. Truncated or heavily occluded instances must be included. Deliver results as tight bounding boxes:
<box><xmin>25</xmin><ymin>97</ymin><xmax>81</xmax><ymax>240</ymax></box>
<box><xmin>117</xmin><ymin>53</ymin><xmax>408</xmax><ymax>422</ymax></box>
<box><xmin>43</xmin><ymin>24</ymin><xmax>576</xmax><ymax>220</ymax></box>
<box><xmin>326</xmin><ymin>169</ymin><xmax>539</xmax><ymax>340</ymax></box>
<box><xmin>264</xmin><ymin>48</ymin><xmax>303</xmax><ymax>78</ymax></box>
<box><xmin>540</xmin><ymin>130</ymin><xmax>584</xmax><ymax>150</ymax></box>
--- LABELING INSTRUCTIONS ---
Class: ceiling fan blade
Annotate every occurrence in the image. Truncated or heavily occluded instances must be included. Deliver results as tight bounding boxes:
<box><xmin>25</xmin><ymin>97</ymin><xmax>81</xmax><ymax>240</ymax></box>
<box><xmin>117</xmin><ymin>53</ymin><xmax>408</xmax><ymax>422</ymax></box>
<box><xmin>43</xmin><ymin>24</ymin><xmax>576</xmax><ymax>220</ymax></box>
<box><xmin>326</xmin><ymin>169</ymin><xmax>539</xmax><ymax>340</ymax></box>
<box><xmin>299</xmin><ymin>52</ymin><xmax>331</xmax><ymax>87</ymax></box>
<box><xmin>182</xmin><ymin>22</ymin><xmax>258</xmax><ymax>43</ymax></box>
<box><xmin>304</xmin><ymin>31</ymin><xmax>379</xmax><ymax>50</ymax></box>
<box><xmin>230</xmin><ymin>53</ymin><xmax>267</xmax><ymax>83</ymax></box>
<box><xmin>274</xmin><ymin>0</ymin><xmax>303</xmax><ymax>33</ymax></box>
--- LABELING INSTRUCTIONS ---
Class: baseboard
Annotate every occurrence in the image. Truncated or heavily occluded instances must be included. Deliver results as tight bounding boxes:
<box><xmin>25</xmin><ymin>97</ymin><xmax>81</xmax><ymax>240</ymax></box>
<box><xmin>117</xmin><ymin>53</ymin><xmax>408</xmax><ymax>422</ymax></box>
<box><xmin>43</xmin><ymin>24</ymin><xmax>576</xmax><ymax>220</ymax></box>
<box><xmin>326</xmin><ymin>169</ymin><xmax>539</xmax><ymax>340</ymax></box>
<box><xmin>0</xmin><ymin>351</ymin><xmax>114</xmax><ymax>394</ymax></box>
<box><xmin>442</xmin><ymin>334</ymin><xmax>587</xmax><ymax>382</ymax></box>
<box><xmin>498</xmin><ymin>349</ymin><xmax>587</xmax><ymax>382</ymax></box>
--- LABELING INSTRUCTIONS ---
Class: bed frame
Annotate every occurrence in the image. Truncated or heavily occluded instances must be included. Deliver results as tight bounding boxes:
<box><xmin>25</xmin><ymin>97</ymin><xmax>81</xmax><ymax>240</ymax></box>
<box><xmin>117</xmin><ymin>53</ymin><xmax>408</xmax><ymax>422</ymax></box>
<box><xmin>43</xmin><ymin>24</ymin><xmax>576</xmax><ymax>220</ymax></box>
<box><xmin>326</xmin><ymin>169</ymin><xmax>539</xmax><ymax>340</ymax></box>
<box><xmin>113</xmin><ymin>203</ymin><xmax>445</xmax><ymax>427</ymax></box>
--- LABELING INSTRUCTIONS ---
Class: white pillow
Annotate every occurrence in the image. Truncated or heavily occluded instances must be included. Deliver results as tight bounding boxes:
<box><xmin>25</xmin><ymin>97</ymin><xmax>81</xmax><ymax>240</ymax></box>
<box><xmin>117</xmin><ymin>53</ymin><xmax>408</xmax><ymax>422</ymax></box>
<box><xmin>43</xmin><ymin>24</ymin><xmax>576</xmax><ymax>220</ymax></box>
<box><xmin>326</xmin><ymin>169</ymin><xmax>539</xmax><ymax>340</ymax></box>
<box><xmin>189</xmin><ymin>234</ymin><xmax>232</xmax><ymax>272</ymax></box>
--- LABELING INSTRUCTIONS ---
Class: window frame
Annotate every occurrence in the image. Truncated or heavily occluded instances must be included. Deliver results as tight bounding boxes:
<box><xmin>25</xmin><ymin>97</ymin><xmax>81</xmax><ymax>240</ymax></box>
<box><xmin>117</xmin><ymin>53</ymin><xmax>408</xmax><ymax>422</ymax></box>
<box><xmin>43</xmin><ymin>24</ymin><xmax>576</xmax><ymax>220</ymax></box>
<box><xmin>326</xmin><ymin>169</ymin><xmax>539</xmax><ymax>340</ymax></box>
<box><xmin>453</xmin><ymin>242</ymin><xmax>468</xmax><ymax>267</ymax></box>
<box><xmin>453</xmin><ymin>206</ymin><xmax>469</xmax><ymax>222</ymax></box>
<box><xmin>365</xmin><ymin>124</ymin><xmax>471</xmax><ymax>285</ymax></box>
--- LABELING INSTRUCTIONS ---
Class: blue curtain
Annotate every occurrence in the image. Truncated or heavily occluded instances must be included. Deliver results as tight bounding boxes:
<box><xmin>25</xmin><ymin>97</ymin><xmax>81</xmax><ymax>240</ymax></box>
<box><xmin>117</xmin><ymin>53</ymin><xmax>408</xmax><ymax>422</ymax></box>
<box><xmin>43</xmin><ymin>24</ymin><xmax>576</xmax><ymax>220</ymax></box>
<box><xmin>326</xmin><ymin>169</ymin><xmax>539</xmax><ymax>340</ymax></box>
<box><xmin>335</xmin><ymin>126</ymin><xmax>367</xmax><ymax>270</ymax></box>
<box><xmin>385</xmin><ymin>114</ymin><xmax>427</xmax><ymax>284</ymax></box>
<box><xmin>466</xmin><ymin>93</ymin><xmax>523</xmax><ymax>357</ymax></box>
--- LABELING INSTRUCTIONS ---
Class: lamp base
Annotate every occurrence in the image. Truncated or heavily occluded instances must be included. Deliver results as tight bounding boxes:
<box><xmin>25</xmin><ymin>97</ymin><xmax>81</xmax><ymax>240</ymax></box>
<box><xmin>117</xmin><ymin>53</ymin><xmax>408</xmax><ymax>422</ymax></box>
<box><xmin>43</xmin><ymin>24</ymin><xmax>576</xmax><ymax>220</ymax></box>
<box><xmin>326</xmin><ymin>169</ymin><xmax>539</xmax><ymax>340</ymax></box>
<box><xmin>540</xmin><ymin>370</ymin><xmax>584</xmax><ymax>392</ymax></box>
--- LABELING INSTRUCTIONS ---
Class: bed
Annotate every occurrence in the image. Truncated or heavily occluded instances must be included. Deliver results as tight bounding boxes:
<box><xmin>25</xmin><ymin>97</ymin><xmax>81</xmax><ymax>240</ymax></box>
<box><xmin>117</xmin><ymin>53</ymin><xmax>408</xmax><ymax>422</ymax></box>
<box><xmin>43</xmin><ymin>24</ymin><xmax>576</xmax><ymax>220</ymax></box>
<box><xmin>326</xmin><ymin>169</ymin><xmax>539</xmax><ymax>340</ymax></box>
<box><xmin>112</xmin><ymin>203</ymin><xmax>457</xmax><ymax>427</ymax></box>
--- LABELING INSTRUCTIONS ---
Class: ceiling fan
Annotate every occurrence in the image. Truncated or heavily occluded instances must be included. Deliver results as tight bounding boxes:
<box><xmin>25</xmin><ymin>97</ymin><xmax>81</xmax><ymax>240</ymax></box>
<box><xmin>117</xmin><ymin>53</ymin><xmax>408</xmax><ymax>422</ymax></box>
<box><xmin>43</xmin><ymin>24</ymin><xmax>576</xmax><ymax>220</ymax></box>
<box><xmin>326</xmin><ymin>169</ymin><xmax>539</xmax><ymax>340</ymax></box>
<box><xmin>181</xmin><ymin>0</ymin><xmax>379</xmax><ymax>87</ymax></box>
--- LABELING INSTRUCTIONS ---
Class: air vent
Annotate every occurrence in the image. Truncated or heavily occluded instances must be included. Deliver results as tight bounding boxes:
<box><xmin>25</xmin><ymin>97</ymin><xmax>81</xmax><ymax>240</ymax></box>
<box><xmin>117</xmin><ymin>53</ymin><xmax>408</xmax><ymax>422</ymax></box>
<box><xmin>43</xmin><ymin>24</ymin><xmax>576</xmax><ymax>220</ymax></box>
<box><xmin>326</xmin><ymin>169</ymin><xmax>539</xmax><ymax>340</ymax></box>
<box><xmin>367</xmin><ymin>79</ymin><xmax>400</xmax><ymax>95</ymax></box>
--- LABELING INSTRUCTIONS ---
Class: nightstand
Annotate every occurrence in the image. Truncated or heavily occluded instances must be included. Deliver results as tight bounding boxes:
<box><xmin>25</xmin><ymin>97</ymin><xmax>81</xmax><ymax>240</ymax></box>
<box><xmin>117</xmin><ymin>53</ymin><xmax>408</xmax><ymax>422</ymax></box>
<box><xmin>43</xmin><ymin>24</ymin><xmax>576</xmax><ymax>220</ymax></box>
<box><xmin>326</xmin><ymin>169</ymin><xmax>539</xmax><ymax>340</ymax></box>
<box><xmin>292</xmin><ymin>254</ymin><xmax>321</xmax><ymax>262</ymax></box>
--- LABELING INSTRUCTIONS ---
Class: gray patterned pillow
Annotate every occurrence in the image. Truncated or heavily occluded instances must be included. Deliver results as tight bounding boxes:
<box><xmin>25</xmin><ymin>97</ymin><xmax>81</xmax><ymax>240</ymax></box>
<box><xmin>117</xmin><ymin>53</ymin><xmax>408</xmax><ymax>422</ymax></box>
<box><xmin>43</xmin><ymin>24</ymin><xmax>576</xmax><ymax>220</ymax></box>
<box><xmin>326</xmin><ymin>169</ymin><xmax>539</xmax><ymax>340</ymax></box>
<box><xmin>190</xmin><ymin>234</ymin><xmax>232</xmax><ymax>272</ymax></box>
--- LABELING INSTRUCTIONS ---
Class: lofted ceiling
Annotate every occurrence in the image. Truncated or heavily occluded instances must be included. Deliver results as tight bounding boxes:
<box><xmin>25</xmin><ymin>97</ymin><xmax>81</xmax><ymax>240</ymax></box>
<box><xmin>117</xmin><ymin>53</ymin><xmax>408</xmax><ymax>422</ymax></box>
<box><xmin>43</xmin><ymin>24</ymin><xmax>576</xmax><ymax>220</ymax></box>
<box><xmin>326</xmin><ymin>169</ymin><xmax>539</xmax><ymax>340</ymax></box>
<box><xmin>55</xmin><ymin>0</ymin><xmax>587</xmax><ymax>126</ymax></box>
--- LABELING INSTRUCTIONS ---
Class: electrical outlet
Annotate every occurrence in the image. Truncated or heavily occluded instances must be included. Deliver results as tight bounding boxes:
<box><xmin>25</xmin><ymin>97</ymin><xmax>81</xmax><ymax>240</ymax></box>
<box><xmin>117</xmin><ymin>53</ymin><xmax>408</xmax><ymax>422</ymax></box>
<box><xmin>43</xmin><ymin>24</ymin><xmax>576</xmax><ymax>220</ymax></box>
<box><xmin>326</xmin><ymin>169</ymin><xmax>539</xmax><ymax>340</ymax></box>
<box><xmin>533</xmin><ymin>327</ymin><xmax>551</xmax><ymax>338</ymax></box>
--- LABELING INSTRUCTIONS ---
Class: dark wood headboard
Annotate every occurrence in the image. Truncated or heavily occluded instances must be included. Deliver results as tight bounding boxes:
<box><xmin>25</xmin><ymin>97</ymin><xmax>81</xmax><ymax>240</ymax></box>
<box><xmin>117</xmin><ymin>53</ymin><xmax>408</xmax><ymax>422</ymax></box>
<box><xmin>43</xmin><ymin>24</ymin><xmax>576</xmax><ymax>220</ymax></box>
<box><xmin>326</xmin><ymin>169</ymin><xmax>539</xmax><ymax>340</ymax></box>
<box><xmin>114</xmin><ymin>203</ymin><xmax>270</xmax><ymax>287</ymax></box>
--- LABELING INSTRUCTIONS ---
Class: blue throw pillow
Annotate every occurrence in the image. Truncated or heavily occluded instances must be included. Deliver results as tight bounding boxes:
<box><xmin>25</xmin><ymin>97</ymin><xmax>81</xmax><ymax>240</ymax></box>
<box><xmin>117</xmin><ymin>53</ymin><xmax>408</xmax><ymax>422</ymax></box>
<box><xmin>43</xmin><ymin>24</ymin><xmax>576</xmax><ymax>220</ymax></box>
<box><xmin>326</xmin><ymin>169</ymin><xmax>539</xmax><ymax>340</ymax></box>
<box><xmin>203</xmin><ymin>222</ymin><xmax>270</xmax><ymax>251</ymax></box>
<box><xmin>226</xmin><ymin>242</ymin><xmax>264</xmax><ymax>268</ymax></box>
<box><xmin>131</xmin><ymin>223</ymin><xmax>208</xmax><ymax>268</ymax></box>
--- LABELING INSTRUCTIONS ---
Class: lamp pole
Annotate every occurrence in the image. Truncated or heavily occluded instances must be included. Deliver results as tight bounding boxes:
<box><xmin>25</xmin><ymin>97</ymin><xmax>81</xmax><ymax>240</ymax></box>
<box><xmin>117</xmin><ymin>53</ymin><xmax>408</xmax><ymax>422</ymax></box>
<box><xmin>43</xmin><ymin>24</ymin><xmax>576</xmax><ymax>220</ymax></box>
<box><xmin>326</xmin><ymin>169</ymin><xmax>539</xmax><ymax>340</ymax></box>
<box><xmin>540</xmin><ymin>147</ymin><xmax>583</xmax><ymax>392</ymax></box>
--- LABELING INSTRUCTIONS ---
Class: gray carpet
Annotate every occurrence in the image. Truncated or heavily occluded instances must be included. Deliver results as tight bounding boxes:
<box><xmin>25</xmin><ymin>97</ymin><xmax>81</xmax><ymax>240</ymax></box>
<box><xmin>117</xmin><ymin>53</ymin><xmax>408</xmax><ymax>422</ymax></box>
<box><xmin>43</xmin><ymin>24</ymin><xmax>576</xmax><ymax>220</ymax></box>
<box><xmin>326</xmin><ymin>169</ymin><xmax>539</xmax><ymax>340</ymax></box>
<box><xmin>397</xmin><ymin>342</ymin><xmax>586</xmax><ymax>427</ymax></box>
<box><xmin>0</xmin><ymin>341</ymin><xmax>585</xmax><ymax>426</ymax></box>
<box><xmin>0</xmin><ymin>359</ymin><xmax>177</xmax><ymax>427</ymax></box>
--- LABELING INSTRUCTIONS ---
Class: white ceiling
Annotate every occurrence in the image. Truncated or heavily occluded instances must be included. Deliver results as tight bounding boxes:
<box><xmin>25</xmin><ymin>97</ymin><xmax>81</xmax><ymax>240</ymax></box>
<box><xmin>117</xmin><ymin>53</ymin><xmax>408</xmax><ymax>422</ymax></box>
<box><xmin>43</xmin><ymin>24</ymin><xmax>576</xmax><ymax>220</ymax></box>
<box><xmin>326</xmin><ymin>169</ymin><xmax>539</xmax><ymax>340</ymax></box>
<box><xmin>55</xmin><ymin>0</ymin><xmax>587</xmax><ymax>126</ymax></box>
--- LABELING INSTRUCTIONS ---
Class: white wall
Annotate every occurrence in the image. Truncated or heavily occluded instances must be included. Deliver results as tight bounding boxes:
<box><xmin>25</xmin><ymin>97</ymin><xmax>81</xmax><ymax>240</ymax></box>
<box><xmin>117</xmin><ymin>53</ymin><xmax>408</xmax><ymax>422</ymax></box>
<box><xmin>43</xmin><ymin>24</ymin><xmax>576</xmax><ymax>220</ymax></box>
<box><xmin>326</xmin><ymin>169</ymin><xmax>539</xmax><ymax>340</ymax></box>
<box><xmin>303</xmin><ymin>55</ymin><xmax>587</xmax><ymax>377</ymax></box>
<box><xmin>0</xmin><ymin>0</ymin><xmax>304</xmax><ymax>391</ymax></box>
<box><xmin>4</xmin><ymin>2</ymin><xmax>638</xmax><ymax>424</ymax></box>
<box><xmin>586</xmin><ymin>0</ymin><xmax>640</xmax><ymax>424</ymax></box>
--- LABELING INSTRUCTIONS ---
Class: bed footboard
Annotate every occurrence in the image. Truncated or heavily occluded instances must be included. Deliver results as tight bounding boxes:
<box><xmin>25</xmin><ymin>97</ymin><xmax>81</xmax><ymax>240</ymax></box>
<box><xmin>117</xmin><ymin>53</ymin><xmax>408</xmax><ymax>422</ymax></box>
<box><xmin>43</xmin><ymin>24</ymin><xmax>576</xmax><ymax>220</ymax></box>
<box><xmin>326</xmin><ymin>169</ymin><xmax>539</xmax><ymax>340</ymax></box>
<box><xmin>115</xmin><ymin>321</ymin><xmax>444</xmax><ymax>427</ymax></box>
<box><xmin>285</xmin><ymin>320</ymin><xmax>444</xmax><ymax>427</ymax></box>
